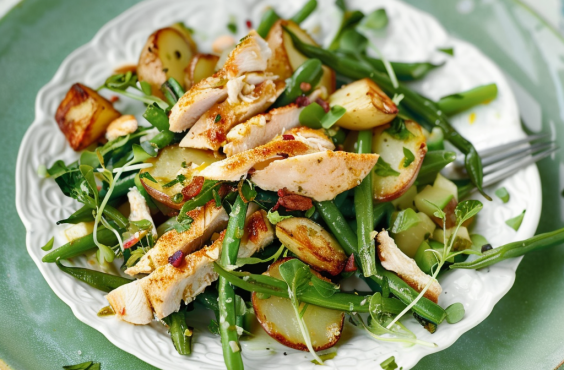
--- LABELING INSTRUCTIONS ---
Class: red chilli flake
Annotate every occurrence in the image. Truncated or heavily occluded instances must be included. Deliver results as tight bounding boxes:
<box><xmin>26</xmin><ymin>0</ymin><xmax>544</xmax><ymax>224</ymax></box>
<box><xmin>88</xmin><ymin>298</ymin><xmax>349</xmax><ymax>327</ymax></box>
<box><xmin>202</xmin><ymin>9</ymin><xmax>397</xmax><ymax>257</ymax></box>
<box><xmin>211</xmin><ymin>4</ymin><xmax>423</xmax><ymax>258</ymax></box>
<box><xmin>169</xmin><ymin>250</ymin><xmax>185</xmax><ymax>267</ymax></box>
<box><xmin>315</xmin><ymin>98</ymin><xmax>330</xmax><ymax>113</ymax></box>
<box><xmin>182</xmin><ymin>176</ymin><xmax>205</xmax><ymax>200</ymax></box>
<box><xmin>110</xmin><ymin>96</ymin><xmax>120</xmax><ymax>103</ymax></box>
<box><xmin>282</xmin><ymin>134</ymin><xmax>295</xmax><ymax>141</ymax></box>
<box><xmin>123</xmin><ymin>236</ymin><xmax>140</xmax><ymax>250</ymax></box>
<box><xmin>344</xmin><ymin>254</ymin><xmax>357</xmax><ymax>272</ymax></box>
<box><xmin>296</xmin><ymin>95</ymin><xmax>311</xmax><ymax>107</ymax></box>
<box><xmin>246</xmin><ymin>20</ymin><xmax>253</xmax><ymax>29</ymax></box>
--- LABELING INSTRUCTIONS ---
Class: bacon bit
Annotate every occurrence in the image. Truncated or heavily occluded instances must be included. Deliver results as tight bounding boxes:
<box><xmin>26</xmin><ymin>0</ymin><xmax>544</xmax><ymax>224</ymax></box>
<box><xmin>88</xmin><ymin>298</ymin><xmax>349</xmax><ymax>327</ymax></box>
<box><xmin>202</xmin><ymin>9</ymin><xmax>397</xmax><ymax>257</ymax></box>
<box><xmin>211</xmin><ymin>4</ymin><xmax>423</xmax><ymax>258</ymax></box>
<box><xmin>296</xmin><ymin>95</ymin><xmax>311</xmax><ymax>107</ymax></box>
<box><xmin>272</xmin><ymin>188</ymin><xmax>313</xmax><ymax>211</ymax></box>
<box><xmin>277</xmin><ymin>152</ymin><xmax>289</xmax><ymax>159</ymax></box>
<box><xmin>300</xmin><ymin>82</ymin><xmax>312</xmax><ymax>92</ymax></box>
<box><xmin>282</xmin><ymin>134</ymin><xmax>295</xmax><ymax>141</ymax></box>
<box><xmin>246</xmin><ymin>20</ymin><xmax>253</xmax><ymax>29</ymax></box>
<box><xmin>344</xmin><ymin>254</ymin><xmax>357</xmax><ymax>272</ymax></box>
<box><xmin>120</xmin><ymin>307</ymin><xmax>126</xmax><ymax>316</ymax></box>
<box><xmin>315</xmin><ymin>98</ymin><xmax>330</xmax><ymax>113</ymax></box>
<box><xmin>110</xmin><ymin>96</ymin><xmax>120</xmax><ymax>103</ymax></box>
<box><xmin>123</xmin><ymin>236</ymin><xmax>140</xmax><ymax>250</ymax></box>
<box><xmin>247</xmin><ymin>167</ymin><xmax>257</xmax><ymax>175</ymax></box>
<box><xmin>218</xmin><ymin>183</ymin><xmax>237</xmax><ymax>198</ymax></box>
<box><xmin>168</xmin><ymin>250</ymin><xmax>185</xmax><ymax>267</ymax></box>
<box><xmin>181</xmin><ymin>176</ymin><xmax>205</xmax><ymax>200</ymax></box>
<box><xmin>335</xmin><ymin>144</ymin><xmax>344</xmax><ymax>151</ymax></box>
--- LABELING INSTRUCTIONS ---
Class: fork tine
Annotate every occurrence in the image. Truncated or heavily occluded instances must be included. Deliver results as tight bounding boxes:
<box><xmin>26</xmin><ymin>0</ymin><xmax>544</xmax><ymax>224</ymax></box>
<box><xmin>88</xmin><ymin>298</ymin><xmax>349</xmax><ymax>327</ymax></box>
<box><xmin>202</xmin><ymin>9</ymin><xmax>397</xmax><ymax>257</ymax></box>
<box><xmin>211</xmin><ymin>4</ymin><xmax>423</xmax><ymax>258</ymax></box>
<box><xmin>481</xmin><ymin>141</ymin><xmax>556</xmax><ymax>167</ymax></box>
<box><xmin>482</xmin><ymin>146</ymin><xmax>558</xmax><ymax>187</ymax></box>
<box><xmin>479</xmin><ymin>133</ymin><xmax>550</xmax><ymax>158</ymax></box>
<box><xmin>482</xmin><ymin>143</ymin><xmax>557</xmax><ymax>176</ymax></box>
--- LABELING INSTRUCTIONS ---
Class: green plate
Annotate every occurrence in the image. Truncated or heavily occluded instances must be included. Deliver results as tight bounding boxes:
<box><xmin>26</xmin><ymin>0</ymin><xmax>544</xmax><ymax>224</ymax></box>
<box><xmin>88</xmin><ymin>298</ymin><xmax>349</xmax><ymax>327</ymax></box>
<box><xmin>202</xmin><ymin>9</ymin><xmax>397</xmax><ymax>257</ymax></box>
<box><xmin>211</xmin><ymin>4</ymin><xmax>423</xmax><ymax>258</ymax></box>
<box><xmin>1</xmin><ymin>0</ymin><xmax>563</xmax><ymax>369</ymax></box>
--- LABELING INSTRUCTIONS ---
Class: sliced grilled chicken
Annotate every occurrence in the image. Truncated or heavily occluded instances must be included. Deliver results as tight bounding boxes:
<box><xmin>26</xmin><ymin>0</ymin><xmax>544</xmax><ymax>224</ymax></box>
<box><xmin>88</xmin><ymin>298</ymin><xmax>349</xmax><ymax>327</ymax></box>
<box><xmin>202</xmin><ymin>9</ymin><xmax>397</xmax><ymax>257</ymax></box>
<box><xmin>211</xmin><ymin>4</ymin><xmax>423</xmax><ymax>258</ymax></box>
<box><xmin>107</xmin><ymin>209</ymin><xmax>273</xmax><ymax>323</ymax></box>
<box><xmin>169</xmin><ymin>30</ymin><xmax>272</xmax><ymax>133</ymax></box>
<box><xmin>198</xmin><ymin>128</ymin><xmax>331</xmax><ymax>181</ymax></box>
<box><xmin>377</xmin><ymin>230</ymin><xmax>442</xmax><ymax>303</ymax></box>
<box><xmin>124</xmin><ymin>200</ymin><xmax>228</xmax><ymax>276</ymax></box>
<box><xmin>127</xmin><ymin>187</ymin><xmax>157</xmax><ymax>237</ymax></box>
<box><xmin>106</xmin><ymin>280</ymin><xmax>153</xmax><ymax>325</ymax></box>
<box><xmin>280</xmin><ymin>126</ymin><xmax>335</xmax><ymax>151</ymax></box>
<box><xmin>251</xmin><ymin>151</ymin><xmax>378</xmax><ymax>201</ymax></box>
<box><xmin>223</xmin><ymin>104</ymin><xmax>302</xmax><ymax>156</ymax></box>
<box><xmin>179</xmin><ymin>80</ymin><xmax>280</xmax><ymax>151</ymax></box>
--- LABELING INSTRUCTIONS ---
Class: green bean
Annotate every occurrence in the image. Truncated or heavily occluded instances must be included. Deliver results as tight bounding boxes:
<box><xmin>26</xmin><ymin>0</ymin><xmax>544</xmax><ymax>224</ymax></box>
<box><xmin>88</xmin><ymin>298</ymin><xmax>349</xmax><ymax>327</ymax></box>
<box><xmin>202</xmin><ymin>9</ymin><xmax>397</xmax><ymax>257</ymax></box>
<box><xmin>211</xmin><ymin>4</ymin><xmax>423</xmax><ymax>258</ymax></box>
<box><xmin>177</xmin><ymin>180</ymin><xmax>221</xmax><ymax>223</ymax></box>
<box><xmin>57</xmin><ymin>205</ymin><xmax>95</xmax><ymax>225</ymax></box>
<box><xmin>161</xmin><ymin>77</ymin><xmax>185</xmax><ymax>106</ymax></box>
<box><xmin>149</xmin><ymin>130</ymin><xmax>176</xmax><ymax>149</ymax></box>
<box><xmin>451</xmin><ymin>227</ymin><xmax>564</xmax><ymax>270</ymax></box>
<box><xmin>42</xmin><ymin>224</ymin><xmax>126</xmax><ymax>263</ymax></box>
<box><xmin>102</xmin><ymin>204</ymin><xmax>129</xmax><ymax>228</ymax></box>
<box><xmin>354</xmin><ymin>130</ymin><xmax>377</xmax><ymax>276</ymax></box>
<box><xmin>284</xmin><ymin>29</ymin><xmax>489</xmax><ymax>199</ymax></box>
<box><xmin>290</xmin><ymin>0</ymin><xmax>317</xmax><ymax>24</ymax></box>
<box><xmin>314</xmin><ymin>200</ymin><xmax>446</xmax><ymax>324</ymax></box>
<box><xmin>163</xmin><ymin>311</ymin><xmax>192</xmax><ymax>355</ymax></box>
<box><xmin>348</xmin><ymin>202</ymin><xmax>393</xmax><ymax>232</ymax></box>
<box><xmin>437</xmin><ymin>83</ymin><xmax>498</xmax><ymax>116</ymax></box>
<box><xmin>218</xmin><ymin>194</ymin><xmax>248</xmax><ymax>370</ymax></box>
<box><xmin>56</xmin><ymin>260</ymin><xmax>133</xmax><ymax>292</ymax></box>
<box><xmin>143</xmin><ymin>104</ymin><xmax>170</xmax><ymax>132</ymax></box>
<box><xmin>364</xmin><ymin>56</ymin><xmax>442</xmax><ymax>81</ymax></box>
<box><xmin>213</xmin><ymin>262</ymin><xmax>372</xmax><ymax>312</ymax></box>
<box><xmin>99</xmin><ymin>172</ymin><xmax>136</xmax><ymax>200</ymax></box>
<box><xmin>256</xmin><ymin>8</ymin><xmax>280</xmax><ymax>38</ymax></box>
<box><xmin>273</xmin><ymin>58</ymin><xmax>323</xmax><ymax>108</ymax></box>
<box><xmin>416</xmin><ymin>150</ymin><xmax>457</xmax><ymax>185</ymax></box>
<box><xmin>196</xmin><ymin>288</ymin><xmax>220</xmax><ymax>312</ymax></box>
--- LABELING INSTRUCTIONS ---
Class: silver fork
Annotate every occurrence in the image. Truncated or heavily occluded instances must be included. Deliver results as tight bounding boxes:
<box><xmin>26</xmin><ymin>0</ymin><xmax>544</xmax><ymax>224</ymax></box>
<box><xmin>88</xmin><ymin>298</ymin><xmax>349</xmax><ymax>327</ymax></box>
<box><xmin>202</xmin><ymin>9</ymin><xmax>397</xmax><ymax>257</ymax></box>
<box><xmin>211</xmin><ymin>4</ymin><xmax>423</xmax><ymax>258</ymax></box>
<box><xmin>441</xmin><ymin>134</ymin><xmax>558</xmax><ymax>187</ymax></box>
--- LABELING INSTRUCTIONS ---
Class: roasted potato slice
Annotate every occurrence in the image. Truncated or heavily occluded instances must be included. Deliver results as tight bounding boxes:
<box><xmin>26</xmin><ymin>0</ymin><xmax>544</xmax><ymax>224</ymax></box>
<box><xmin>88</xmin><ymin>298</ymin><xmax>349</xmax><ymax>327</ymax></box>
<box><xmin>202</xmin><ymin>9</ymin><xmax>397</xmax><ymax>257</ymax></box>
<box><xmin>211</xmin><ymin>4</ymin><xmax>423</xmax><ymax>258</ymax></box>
<box><xmin>170</xmin><ymin>22</ymin><xmax>198</xmax><ymax>53</ymax></box>
<box><xmin>55</xmin><ymin>83</ymin><xmax>121</xmax><ymax>151</ymax></box>
<box><xmin>139</xmin><ymin>145</ymin><xmax>221</xmax><ymax>209</ymax></box>
<box><xmin>137</xmin><ymin>27</ymin><xmax>195</xmax><ymax>96</ymax></box>
<box><xmin>329</xmin><ymin>78</ymin><xmax>398</xmax><ymax>130</ymax></box>
<box><xmin>372</xmin><ymin>120</ymin><xmax>427</xmax><ymax>202</ymax></box>
<box><xmin>266</xmin><ymin>20</ymin><xmax>336</xmax><ymax>94</ymax></box>
<box><xmin>275</xmin><ymin>218</ymin><xmax>347</xmax><ymax>276</ymax></box>
<box><xmin>184</xmin><ymin>53</ymin><xmax>220</xmax><ymax>90</ymax></box>
<box><xmin>252</xmin><ymin>257</ymin><xmax>345</xmax><ymax>351</ymax></box>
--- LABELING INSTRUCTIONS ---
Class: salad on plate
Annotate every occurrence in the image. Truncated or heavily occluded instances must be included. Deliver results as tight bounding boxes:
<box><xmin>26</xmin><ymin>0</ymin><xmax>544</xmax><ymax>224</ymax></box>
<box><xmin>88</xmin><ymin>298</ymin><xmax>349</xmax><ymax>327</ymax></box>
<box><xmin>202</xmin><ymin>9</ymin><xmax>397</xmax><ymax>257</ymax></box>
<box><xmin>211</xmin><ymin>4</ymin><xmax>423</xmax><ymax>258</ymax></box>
<box><xmin>36</xmin><ymin>1</ymin><xmax>564</xmax><ymax>369</ymax></box>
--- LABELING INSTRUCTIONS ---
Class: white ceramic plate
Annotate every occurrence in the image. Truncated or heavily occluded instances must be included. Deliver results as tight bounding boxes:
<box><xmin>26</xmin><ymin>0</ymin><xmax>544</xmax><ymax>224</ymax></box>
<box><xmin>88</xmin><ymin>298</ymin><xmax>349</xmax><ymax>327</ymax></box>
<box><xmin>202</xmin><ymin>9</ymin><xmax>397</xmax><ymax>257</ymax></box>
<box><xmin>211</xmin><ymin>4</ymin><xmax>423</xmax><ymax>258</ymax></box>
<box><xmin>15</xmin><ymin>0</ymin><xmax>542</xmax><ymax>369</ymax></box>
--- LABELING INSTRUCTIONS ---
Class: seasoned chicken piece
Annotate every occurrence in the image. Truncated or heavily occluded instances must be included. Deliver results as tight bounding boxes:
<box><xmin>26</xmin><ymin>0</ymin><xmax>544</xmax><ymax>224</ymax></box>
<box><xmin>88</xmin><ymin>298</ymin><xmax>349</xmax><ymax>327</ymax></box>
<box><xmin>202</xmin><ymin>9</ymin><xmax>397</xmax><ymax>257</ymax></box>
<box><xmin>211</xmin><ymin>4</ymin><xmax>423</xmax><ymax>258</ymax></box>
<box><xmin>127</xmin><ymin>187</ymin><xmax>157</xmax><ymax>237</ymax></box>
<box><xmin>223</xmin><ymin>104</ymin><xmax>302</xmax><ymax>157</ymax></box>
<box><xmin>251</xmin><ymin>151</ymin><xmax>378</xmax><ymax>201</ymax></box>
<box><xmin>169</xmin><ymin>31</ymin><xmax>273</xmax><ymax>133</ymax></box>
<box><xmin>377</xmin><ymin>230</ymin><xmax>442</xmax><ymax>303</ymax></box>
<box><xmin>124</xmin><ymin>200</ymin><xmax>228</xmax><ymax>276</ymax></box>
<box><xmin>179</xmin><ymin>80</ymin><xmax>280</xmax><ymax>151</ymax></box>
<box><xmin>169</xmin><ymin>80</ymin><xmax>228</xmax><ymax>133</ymax></box>
<box><xmin>105</xmin><ymin>280</ymin><xmax>153</xmax><ymax>325</ymax></box>
<box><xmin>278</xmin><ymin>126</ymin><xmax>335</xmax><ymax>151</ymax></box>
<box><xmin>105</xmin><ymin>115</ymin><xmax>138</xmax><ymax>141</ymax></box>
<box><xmin>264</xmin><ymin>20</ymin><xmax>293</xmax><ymax>81</ymax></box>
<box><xmin>223</xmin><ymin>30</ymin><xmax>272</xmax><ymax>79</ymax></box>
<box><xmin>198</xmin><ymin>129</ymin><xmax>331</xmax><ymax>181</ymax></box>
<box><xmin>108</xmin><ymin>209</ymin><xmax>273</xmax><ymax>323</ymax></box>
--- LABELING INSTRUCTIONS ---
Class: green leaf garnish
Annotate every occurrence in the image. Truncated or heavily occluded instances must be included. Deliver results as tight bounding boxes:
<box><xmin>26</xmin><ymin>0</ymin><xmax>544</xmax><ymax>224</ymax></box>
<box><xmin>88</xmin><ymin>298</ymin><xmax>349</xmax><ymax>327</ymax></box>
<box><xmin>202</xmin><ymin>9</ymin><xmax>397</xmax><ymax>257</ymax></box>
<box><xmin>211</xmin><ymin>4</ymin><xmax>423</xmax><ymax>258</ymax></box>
<box><xmin>321</xmin><ymin>105</ymin><xmax>346</xmax><ymax>129</ymax></box>
<box><xmin>227</xmin><ymin>22</ymin><xmax>237</xmax><ymax>34</ymax></box>
<box><xmin>131</xmin><ymin>219</ymin><xmax>152</xmax><ymax>230</ymax></box>
<box><xmin>63</xmin><ymin>361</ymin><xmax>100</xmax><ymax>370</ymax></box>
<box><xmin>140</xmin><ymin>80</ymin><xmax>152</xmax><ymax>96</ymax></box>
<box><xmin>391</xmin><ymin>208</ymin><xmax>420</xmax><ymax>234</ymax></box>
<box><xmin>143</xmin><ymin>103</ymin><xmax>170</xmax><ymax>132</ymax></box>
<box><xmin>505</xmin><ymin>210</ymin><xmax>526</xmax><ymax>231</ymax></box>
<box><xmin>173</xmin><ymin>216</ymin><xmax>194</xmax><ymax>234</ymax></box>
<box><xmin>445</xmin><ymin>302</ymin><xmax>465</xmax><ymax>324</ymax></box>
<box><xmin>454</xmin><ymin>200</ymin><xmax>483</xmax><ymax>225</ymax></box>
<box><xmin>374</xmin><ymin>157</ymin><xmax>400</xmax><ymax>177</ymax></box>
<box><xmin>299</xmin><ymin>102</ymin><xmax>326</xmax><ymax>129</ymax></box>
<box><xmin>361</xmin><ymin>8</ymin><xmax>388</xmax><ymax>31</ymax></box>
<box><xmin>41</xmin><ymin>237</ymin><xmax>55</xmax><ymax>251</ymax></box>
<box><xmin>214</xmin><ymin>114</ymin><xmax>222</xmax><ymax>123</ymax></box>
<box><xmin>380</xmin><ymin>356</ymin><xmax>398</xmax><ymax>370</ymax></box>
<box><xmin>310</xmin><ymin>275</ymin><xmax>339</xmax><ymax>298</ymax></box>
<box><xmin>311</xmin><ymin>352</ymin><xmax>337</xmax><ymax>365</ymax></box>
<box><xmin>339</xmin><ymin>28</ymin><xmax>367</xmax><ymax>54</ymax></box>
<box><xmin>267</xmin><ymin>210</ymin><xmax>293</xmax><ymax>224</ymax></box>
<box><xmin>139</xmin><ymin>172</ymin><xmax>157</xmax><ymax>183</ymax></box>
<box><xmin>495</xmin><ymin>187</ymin><xmax>510</xmax><ymax>203</ymax></box>
<box><xmin>438</xmin><ymin>47</ymin><xmax>454</xmax><ymax>56</ymax></box>
<box><xmin>305</xmin><ymin>206</ymin><xmax>315</xmax><ymax>218</ymax></box>
<box><xmin>402</xmin><ymin>147</ymin><xmax>415</xmax><ymax>168</ymax></box>
<box><xmin>385</xmin><ymin>117</ymin><xmax>414</xmax><ymax>141</ymax></box>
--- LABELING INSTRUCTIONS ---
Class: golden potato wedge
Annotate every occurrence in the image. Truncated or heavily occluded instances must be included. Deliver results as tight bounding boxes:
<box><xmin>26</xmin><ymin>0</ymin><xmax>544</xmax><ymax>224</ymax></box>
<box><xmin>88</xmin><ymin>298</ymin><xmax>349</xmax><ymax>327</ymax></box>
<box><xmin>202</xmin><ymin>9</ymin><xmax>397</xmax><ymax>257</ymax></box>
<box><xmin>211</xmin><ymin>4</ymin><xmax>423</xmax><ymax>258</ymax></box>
<box><xmin>329</xmin><ymin>78</ymin><xmax>398</xmax><ymax>130</ymax></box>
<box><xmin>139</xmin><ymin>145</ymin><xmax>221</xmax><ymax>209</ymax></box>
<box><xmin>170</xmin><ymin>22</ymin><xmax>198</xmax><ymax>53</ymax></box>
<box><xmin>184</xmin><ymin>53</ymin><xmax>220</xmax><ymax>90</ymax></box>
<box><xmin>275</xmin><ymin>218</ymin><xmax>347</xmax><ymax>276</ymax></box>
<box><xmin>55</xmin><ymin>83</ymin><xmax>121</xmax><ymax>151</ymax></box>
<box><xmin>137</xmin><ymin>27</ymin><xmax>195</xmax><ymax>96</ymax></box>
<box><xmin>252</xmin><ymin>257</ymin><xmax>345</xmax><ymax>351</ymax></box>
<box><xmin>266</xmin><ymin>20</ymin><xmax>336</xmax><ymax>94</ymax></box>
<box><xmin>372</xmin><ymin>120</ymin><xmax>427</xmax><ymax>202</ymax></box>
